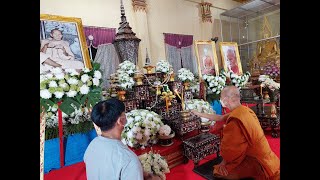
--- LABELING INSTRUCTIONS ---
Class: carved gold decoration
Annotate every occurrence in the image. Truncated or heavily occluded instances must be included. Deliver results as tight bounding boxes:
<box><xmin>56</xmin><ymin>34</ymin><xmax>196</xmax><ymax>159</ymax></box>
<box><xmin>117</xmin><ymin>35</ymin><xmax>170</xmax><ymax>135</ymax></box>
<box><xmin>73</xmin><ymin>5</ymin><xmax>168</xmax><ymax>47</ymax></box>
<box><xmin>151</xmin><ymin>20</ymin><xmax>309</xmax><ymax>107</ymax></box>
<box><xmin>200</xmin><ymin>2</ymin><xmax>212</xmax><ymax>23</ymax></box>
<box><xmin>134</xmin><ymin>73</ymin><xmax>144</xmax><ymax>85</ymax></box>
<box><xmin>170</xmin><ymin>73</ymin><xmax>175</xmax><ymax>82</ymax></box>
<box><xmin>132</xmin><ymin>0</ymin><xmax>147</xmax><ymax>12</ymax></box>
<box><xmin>40</xmin><ymin>14</ymin><xmax>92</xmax><ymax>69</ymax></box>
<box><xmin>143</xmin><ymin>65</ymin><xmax>155</xmax><ymax>74</ymax></box>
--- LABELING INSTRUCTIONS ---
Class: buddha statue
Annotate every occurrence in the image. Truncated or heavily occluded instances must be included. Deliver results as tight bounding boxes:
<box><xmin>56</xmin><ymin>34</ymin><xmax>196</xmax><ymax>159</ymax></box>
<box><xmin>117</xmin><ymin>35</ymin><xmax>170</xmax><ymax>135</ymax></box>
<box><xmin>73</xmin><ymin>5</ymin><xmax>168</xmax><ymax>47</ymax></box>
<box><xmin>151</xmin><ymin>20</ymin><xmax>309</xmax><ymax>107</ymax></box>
<box><xmin>249</xmin><ymin>17</ymin><xmax>280</xmax><ymax>76</ymax></box>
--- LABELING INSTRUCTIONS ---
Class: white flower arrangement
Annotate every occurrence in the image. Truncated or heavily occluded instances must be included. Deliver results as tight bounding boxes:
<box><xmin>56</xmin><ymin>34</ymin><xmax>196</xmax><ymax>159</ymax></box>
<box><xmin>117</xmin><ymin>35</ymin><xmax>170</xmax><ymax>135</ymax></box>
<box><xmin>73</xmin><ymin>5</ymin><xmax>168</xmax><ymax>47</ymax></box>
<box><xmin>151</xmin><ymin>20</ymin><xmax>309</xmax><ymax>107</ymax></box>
<box><xmin>202</xmin><ymin>74</ymin><xmax>226</xmax><ymax>95</ymax></box>
<box><xmin>259</xmin><ymin>75</ymin><xmax>280</xmax><ymax>91</ymax></box>
<box><xmin>121</xmin><ymin>109</ymin><xmax>164</xmax><ymax>149</ymax></box>
<box><xmin>139</xmin><ymin>151</ymin><xmax>170</xmax><ymax>179</ymax></box>
<box><xmin>40</xmin><ymin>67</ymin><xmax>102</xmax><ymax>100</ymax></box>
<box><xmin>155</xmin><ymin>60</ymin><xmax>172</xmax><ymax>74</ymax></box>
<box><xmin>229</xmin><ymin>71</ymin><xmax>251</xmax><ymax>89</ymax></box>
<box><xmin>177</xmin><ymin>68</ymin><xmax>195</xmax><ymax>82</ymax></box>
<box><xmin>159</xmin><ymin>124</ymin><xmax>171</xmax><ymax>136</ymax></box>
<box><xmin>116</xmin><ymin>70</ymin><xmax>135</xmax><ymax>90</ymax></box>
<box><xmin>45</xmin><ymin>104</ymin><xmax>91</xmax><ymax>128</ymax></box>
<box><xmin>118</xmin><ymin>60</ymin><xmax>136</xmax><ymax>76</ymax></box>
<box><xmin>185</xmin><ymin>99</ymin><xmax>215</xmax><ymax>124</ymax></box>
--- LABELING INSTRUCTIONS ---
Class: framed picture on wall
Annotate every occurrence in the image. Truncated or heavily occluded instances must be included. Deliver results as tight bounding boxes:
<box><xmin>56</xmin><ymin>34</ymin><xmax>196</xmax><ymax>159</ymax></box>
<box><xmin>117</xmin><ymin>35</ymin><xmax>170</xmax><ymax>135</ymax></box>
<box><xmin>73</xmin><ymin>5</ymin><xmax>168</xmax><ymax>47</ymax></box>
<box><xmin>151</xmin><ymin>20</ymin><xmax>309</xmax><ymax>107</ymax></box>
<box><xmin>194</xmin><ymin>40</ymin><xmax>219</xmax><ymax>78</ymax></box>
<box><xmin>219</xmin><ymin>42</ymin><xmax>243</xmax><ymax>75</ymax></box>
<box><xmin>40</xmin><ymin>14</ymin><xmax>92</xmax><ymax>72</ymax></box>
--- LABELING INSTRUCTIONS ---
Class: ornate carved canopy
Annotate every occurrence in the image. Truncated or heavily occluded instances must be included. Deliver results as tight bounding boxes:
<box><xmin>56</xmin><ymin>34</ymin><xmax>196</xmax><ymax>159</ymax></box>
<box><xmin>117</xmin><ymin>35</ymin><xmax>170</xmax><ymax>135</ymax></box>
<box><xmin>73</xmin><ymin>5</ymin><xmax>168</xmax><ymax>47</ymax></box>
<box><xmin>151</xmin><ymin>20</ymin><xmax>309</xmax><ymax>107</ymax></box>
<box><xmin>113</xmin><ymin>0</ymin><xmax>141</xmax><ymax>65</ymax></box>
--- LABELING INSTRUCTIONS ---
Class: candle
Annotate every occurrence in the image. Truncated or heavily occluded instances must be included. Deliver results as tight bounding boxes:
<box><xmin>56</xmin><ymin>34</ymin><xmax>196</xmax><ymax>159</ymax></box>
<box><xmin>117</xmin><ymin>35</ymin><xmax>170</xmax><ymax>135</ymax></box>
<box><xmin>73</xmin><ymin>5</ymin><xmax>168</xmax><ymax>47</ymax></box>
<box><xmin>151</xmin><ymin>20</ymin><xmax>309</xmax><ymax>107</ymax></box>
<box><xmin>181</xmin><ymin>87</ymin><xmax>185</xmax><ymax>111</ymax></box>
<box><xmin>174</xmin><ymin>89</ymin><xmax>182</xmax><ymax>100</ymax></box>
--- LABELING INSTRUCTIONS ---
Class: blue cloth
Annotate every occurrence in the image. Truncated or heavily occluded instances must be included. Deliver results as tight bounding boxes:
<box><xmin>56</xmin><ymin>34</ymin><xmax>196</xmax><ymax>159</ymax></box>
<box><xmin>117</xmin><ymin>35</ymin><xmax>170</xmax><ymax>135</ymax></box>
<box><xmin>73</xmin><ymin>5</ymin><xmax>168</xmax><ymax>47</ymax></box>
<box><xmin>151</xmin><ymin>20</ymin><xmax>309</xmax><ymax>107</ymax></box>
<box><xmin>211</xmin><ymin>100</ymin><xmax>222</xmax><ymax>115</ymax></box>
<box><xmin>84</xmin><ymin>136</ymin><xmax>144</xmax><ymax>180</ymax></box>
<box><xmin>44</xmin><ymin>138</ymin><xmax>61</xmax><ymax>173</ymax></box>
<box><xmin>44</xmin><ymin>129</ymin><xmax>97</xmax><ymax>174</ymax></box>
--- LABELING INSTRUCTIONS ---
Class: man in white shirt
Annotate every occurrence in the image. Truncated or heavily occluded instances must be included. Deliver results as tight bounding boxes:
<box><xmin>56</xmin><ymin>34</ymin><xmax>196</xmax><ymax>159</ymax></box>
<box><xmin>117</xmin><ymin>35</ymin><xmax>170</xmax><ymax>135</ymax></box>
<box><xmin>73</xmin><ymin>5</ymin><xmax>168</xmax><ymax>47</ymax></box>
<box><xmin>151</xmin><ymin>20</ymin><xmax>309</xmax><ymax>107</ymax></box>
<box><xmin>84</xmin><ymin>98</ymin><xmax>160</xmax><ymax>180</ymax></box>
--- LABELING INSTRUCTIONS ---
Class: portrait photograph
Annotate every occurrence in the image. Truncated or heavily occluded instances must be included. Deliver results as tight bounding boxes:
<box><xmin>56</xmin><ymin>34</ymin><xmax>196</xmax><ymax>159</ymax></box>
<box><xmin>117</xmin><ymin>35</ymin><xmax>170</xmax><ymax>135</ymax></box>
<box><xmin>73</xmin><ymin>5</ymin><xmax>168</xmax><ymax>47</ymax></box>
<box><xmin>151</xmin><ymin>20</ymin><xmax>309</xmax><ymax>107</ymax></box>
<box><xmin>219</xmin><ymin>42</ymin><xmax>243</xmax><ymax>75</ymax></box>
<box><xmin>194</xmin><ymin>40</ymin><xmax>219</xmax><ymax>78</ymax></box>
<box><xmin>40</xmin><ymin>14</ymin><xmax>91</xmax><ymax>73</ymax></box>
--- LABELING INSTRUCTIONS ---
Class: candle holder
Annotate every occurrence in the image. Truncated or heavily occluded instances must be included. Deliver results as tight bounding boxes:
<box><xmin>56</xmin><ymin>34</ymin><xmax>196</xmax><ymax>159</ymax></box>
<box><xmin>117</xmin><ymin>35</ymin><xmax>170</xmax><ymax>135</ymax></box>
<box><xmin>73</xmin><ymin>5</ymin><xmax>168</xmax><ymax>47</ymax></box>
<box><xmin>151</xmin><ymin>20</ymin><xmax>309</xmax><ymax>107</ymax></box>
<box><xmin>143</xmin><ymin>65</ymin><xmax>155</xmax><ymax>74</ymax></box>
<box><xmin>180</xmin><ymin>110</ymin><xmax>191</xmax><ymax>122</ymax></box>
<box><xmin>134</xmin><ymin>73</ymin><xmax>144</xmax><ymax>85</ymax></box>
<box><xmin>158</xmin><ymin>131</ymin><xmax>175</xmax><ymax>146</ymax></box>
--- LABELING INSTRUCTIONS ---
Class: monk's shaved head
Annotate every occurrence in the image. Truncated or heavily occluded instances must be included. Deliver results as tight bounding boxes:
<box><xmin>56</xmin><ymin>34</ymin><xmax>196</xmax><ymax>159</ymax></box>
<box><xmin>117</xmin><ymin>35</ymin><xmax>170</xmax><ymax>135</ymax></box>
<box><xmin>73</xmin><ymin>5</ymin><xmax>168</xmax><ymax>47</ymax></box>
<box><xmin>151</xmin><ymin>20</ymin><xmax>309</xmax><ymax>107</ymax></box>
<box><xmin>221</xmin><ymin>86</ymin><xmax>241</xmax><ymax>100</ymax></box>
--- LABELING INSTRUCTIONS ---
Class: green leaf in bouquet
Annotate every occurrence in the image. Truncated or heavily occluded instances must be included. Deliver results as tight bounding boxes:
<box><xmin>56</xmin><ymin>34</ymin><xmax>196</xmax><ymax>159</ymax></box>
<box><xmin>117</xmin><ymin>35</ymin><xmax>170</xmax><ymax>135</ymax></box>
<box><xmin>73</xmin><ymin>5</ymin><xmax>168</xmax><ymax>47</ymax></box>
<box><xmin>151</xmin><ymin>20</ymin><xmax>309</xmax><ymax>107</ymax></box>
<box><xmin>93</xmin><ymin>63</ymin><xmax>101</xmax><ymax>71</ymax></box>
<box><xmin>59</xmin><ymin>98</ymin><xmax>80</xmax><ymax>115</ymax></box>
<box><xmin>40</xmin><ymin>98</ymin><xmax>55</xmax><ymax>113</ymax></box>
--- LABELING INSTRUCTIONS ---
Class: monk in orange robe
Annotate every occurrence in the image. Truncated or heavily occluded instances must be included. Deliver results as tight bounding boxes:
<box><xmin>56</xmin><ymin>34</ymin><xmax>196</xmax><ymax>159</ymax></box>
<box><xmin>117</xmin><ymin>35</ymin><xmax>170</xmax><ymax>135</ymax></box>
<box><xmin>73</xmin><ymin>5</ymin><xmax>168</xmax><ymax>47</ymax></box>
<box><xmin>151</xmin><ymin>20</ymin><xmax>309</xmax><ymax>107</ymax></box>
<box><xmin>214</xmin><ymin>86</ymin><xmax>280</xmax><ymax>179</ymax></box>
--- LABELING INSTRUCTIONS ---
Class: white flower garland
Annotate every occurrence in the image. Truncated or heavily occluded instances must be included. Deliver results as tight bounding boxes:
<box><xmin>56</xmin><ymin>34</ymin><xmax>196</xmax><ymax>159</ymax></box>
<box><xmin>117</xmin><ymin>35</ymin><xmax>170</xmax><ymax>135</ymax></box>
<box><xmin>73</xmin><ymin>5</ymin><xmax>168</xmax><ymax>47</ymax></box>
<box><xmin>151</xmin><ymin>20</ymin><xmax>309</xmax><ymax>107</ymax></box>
<box><xmin>139</xmin><ymin>152</ymin><xmax>170</xmax><ymax>179</ymax></box>
<box><xmin>121</xmin><ymin>109</ymin><xmax>164</xmax><ymax>149</ymax></box>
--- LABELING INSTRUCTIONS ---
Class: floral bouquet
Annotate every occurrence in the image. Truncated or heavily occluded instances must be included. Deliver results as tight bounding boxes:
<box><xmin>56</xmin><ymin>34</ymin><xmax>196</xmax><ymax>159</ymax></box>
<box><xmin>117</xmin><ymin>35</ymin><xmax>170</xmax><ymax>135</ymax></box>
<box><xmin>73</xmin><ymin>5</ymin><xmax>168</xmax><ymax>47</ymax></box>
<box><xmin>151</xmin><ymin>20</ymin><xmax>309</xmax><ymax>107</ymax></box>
<box><xmin>259</xmin><ymin>75</ymin><xmax>280</xmax><ymax>91</ymax></box>
<box><xmin>40</xmin><ymin>64</ymin><xmax>102</xmax><ymax>115</ymax></box>
<box><xmin>185</xmin><ymin>99</ymin><xmax>215</xmax><ymax>124</ymax></box>
<box><xmin>116</xmin><ymin>71</ymin><xmax>135</xmax><ymax>90</ymax></box>
<box><xmin>229</xmin><ymin>71</ymin><xmax>251</xmax><ymax>89</ymax></box>
<box><xmin>118</xmin><ymin>60</ymin><xmax>136</xmax><ymax>77</ymax></box>
<box><xmin>155</xmin><ymin>60</ymin><xmax>172</xmax><ymax>74</ymax></box>
<box><xmin>202</xmin><ymin>73</ymin><xmax>226</xmax><ymax>96</ymax></box>
<box><xmin>177</xmin><ymin>68</ymin><xmax>194</xmax><ymax>82</ymax></box>
<box><xmin>45</xmin><ymin>104</ymin><xmax>91</xmax><ymax>128</ymax></box>
<box><xmin>121</xmin><ymin>109</ymin><xmax>164</xmax><ymax>149</ymax></box>
<box><xmin>139</xmin><ymin>151</ymin><xmax>170</xmax><ymax>179</ymax></box>
<box><xmin>263</xmin><ymin>62</ymin><xmax>280</xmax><ymax>79</ymax></box>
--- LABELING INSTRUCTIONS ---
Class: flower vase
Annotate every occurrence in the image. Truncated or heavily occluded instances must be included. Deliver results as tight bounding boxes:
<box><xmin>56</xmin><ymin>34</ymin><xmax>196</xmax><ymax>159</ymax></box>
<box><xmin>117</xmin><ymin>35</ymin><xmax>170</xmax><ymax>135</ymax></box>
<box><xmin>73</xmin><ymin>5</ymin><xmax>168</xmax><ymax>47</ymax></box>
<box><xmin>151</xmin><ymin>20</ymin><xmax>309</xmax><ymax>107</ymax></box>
<box><xmin>158</xmin><ymin>131</ymin><xmax>175</xmax><ymax>146</ymax></box>
<box><xmin>183</xmin><ymin>81</ymin><xmax>190</xmax><ymax>90</ymax></box>
<box><xmin>118</xmin><ymin>90</ymin><xmax>126</xmax><ymax>101</ymax></box>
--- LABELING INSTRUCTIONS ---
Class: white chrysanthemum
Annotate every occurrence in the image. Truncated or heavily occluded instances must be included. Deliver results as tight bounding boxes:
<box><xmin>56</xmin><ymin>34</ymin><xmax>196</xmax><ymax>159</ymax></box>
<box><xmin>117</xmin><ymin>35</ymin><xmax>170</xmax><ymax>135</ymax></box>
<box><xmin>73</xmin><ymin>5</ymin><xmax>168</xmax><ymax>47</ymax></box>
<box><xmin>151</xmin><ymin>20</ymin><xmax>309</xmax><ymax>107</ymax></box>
<box><xmin>85</xmin><ymin>69</ymin><xmax>91</xmax><ymax>74</ymax></box>
<box><xmin>51</xmin><ymin>67</ymin><xmax>63</xmax><ymax>74</ymax></box>
<box><xmin>136</xmin><ymin>132</ymin><xmax>143</xmax><ymax>140</ymax></box>
<box><xmin>49</xmin><ymin>81</ymin><xmax>58</xmax><ymax>88</ymax></box>
<box><xmin>59</xmin><ymin>83</ymin><xmax>67</xmax><ymax>88</ymax></box>
<box><xmin>55</xmin><ymin>73</ymin><xmax>65</xmax><ymax>80</ymax></box>
<box><xmin>92</xmin><ymin>78</ymin><xmax>100</xmax><ymax>86</ymax></box>
<box><xmin>80</xmin><ymin>85</ymin><xmax>90</xmax><ymax>94</ymax></box>
<box><xmin>81</xmin><ymin>74</ymin><xmax>90</xmax><ymax>83</ymax></box>
<box><xmin>40</xmin><ymin>89</ymin><xmax>52</xmax><ymax>99</ymax></box>
<box><xmin>45</xmin><ymin>73</ymin><xmax>53</xmax><ymax>79</ymax></box>
<box><xmin>66</xmin><ymin>90</ymin><xmax>77</xmax><ymax>97</ymax></box>
<box><xmin>54</xmin><ymin>91</ymin><xmax>64</xmax><ymax>99</ymax></box>
<box><xmin>67</xmin><ymin>78</ymin><xmax>79</xmax><ymax>85</ymax></box>
<box><xmin>40</xmin><ymin>75</ymin><xmax>46</xmax><ymax>82</ymax></box>
<box><xmin>94</xmin><ymin>71</ymin><xmax>102</xmax><ymax>79</ymax></box>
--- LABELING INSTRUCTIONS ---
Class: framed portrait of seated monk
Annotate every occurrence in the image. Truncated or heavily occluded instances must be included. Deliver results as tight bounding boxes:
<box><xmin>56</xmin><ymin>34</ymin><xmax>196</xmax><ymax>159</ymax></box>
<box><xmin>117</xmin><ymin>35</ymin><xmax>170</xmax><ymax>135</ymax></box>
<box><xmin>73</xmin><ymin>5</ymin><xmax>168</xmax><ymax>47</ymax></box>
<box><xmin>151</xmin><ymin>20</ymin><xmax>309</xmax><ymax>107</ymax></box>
<box><xmin>40</xmin><ymin>14</ymin><xmax>92</xmax><ymax>71</ymax></box>
<box><xmin>194</xmin><ymin>40</ymin><xmax>220</xmax><ymax>79</ymax></box>
<box><xmin>219</xmin><ymin>42</ymin><xmax>243</xmax><ymax>75</ymax></box>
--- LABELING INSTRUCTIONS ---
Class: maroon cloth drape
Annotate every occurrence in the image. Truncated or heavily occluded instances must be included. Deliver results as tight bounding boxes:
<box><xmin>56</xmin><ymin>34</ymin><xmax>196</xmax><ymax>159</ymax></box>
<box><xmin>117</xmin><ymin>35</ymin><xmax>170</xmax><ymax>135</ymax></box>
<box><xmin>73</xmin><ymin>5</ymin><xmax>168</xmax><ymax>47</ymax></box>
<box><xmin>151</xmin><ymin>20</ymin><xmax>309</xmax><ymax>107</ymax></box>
<box><xmin>83</xmin><ymin>26</ymin><xmax>116</xmax><ymax>47</ymax></box>
<box><xmin>163</xmin><ymin>33</ymin><xmax>193</xmax><ymax>48</ymax></box>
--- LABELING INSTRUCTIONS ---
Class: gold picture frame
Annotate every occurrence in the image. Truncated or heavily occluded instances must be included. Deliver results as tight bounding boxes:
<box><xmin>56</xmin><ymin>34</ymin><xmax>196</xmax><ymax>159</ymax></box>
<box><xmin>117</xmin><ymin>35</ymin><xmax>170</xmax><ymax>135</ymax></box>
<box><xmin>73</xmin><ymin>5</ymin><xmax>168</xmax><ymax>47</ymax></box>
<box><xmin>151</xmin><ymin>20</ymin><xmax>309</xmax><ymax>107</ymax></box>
<box><xmin>40</xmin><ymin>14</ymin><xmax>92</xmax><ymax>69</ymax></box>
<box><xmin>194</xmin><ymin>40</ymin><xmax>219</xmax><ymax>79</ymax></box>
<box><xmin>219</xmin><ymin>42</ymin><xmax>243</xmax><ymax>75</ymax></box>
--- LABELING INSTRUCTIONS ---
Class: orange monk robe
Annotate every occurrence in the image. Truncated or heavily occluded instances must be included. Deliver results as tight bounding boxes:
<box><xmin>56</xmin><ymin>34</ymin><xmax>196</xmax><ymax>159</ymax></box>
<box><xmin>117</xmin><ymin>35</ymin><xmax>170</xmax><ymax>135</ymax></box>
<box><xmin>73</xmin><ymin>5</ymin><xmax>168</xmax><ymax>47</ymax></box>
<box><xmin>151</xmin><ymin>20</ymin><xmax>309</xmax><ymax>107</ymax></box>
<box><xmin>213</xmin><ymin>105</ymin><xmax>280</xmax><ymax>180</ymax></box>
